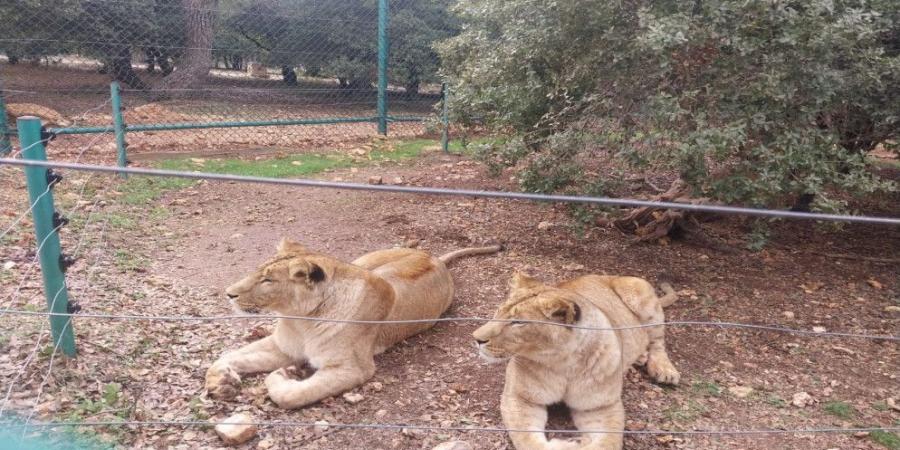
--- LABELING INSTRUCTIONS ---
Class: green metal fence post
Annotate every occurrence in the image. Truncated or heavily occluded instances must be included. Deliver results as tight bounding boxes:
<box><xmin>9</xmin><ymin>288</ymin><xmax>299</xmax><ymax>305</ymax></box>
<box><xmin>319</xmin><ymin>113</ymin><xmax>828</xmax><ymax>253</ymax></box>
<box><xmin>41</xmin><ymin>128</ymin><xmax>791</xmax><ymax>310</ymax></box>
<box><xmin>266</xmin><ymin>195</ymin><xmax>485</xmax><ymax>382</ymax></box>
<box><xmin>376</xmin><ymin>0</ymin><xmax>389</xmax><ymax>135</ymax></box>
<box><xmin>0</xmin><ymin>83</ymin><xmax>11</xmax><ymax>155</ymax></box>
<box><xmin>18</xmin><ymin>116</ymin><xmax>77</xmax><ymax>357</ymax></box>
<box><xmin>441</xmin><ymin>82</ymin><xmax>450</xmax><ymax>153</ymax></box>
<box><xmin>110</xmin><ymin>82</ymin><xmax>128</xmax><ymax>178</ymax></box>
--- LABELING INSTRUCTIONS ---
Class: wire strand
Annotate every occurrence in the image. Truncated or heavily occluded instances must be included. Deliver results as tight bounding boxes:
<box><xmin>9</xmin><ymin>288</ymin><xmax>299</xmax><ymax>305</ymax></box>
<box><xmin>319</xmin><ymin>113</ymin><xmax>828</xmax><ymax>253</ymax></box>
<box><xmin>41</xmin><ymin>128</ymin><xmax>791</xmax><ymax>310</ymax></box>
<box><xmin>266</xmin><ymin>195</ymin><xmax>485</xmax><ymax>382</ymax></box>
<box><xmin>1</xmin><ymin>159</ymin><xmax>897</xmax><ymax>225</ymax></box>
<box><xmin>2</xmin><ymin>310</ymin><xmax>896</xmax><ymax>341</ymax></box>
<box><xmin>3</xmin><ymin>419</ymin><xmax>897</xmax><ymax>436</ymax></box>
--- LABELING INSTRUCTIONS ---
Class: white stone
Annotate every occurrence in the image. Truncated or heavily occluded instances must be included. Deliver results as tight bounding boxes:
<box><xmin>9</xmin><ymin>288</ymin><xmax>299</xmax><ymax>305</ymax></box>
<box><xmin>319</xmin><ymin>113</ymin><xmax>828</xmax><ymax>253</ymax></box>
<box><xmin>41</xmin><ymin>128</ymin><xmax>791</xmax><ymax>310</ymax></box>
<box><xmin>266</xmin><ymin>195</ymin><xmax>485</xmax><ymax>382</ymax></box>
<box><xmin>537</xmin><ymin>221</ymin><xmax>553</xmax><ymax>231</ymax></box>
<box><xmin>342</xmin><ymin>392</ymin><xmax>365</xmax><ymax>404</ymax></box>
<box><xmin>215</xmin><ymin>413</ymin><xmax>258</xmax><ymax>446</ymax></box>
<box><xmin>728</xmin><ymin>386</ymin><xmax>754</xmax><ymax>398</ymax></box>
<box><xmin>792</xmin><ymin>392</ymin><xmax>813</xmax><ymax>408</ymax></box>
<box><xmin>432</xmin><ymin>441</ymin><xmax>473</xmax><ymax>450</ymax></box>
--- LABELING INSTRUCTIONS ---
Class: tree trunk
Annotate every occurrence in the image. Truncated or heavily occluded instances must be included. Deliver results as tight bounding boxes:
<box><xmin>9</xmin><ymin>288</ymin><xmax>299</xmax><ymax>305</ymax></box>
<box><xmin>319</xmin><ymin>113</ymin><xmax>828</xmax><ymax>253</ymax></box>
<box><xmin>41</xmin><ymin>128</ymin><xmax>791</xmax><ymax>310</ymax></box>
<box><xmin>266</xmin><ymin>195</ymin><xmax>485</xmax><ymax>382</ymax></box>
<box><xmin>157</xmin><ymin>0</ymin><xmax>217</xmax><ymax>91</ymax></box>
<box><xmin>405</xmin><ymin>79</ymin><xmax>420</xmax><ymax>96</ymax></box>
<box><xmin>110</xmin><ymin>46</ymin><xmax>148</xmax><ymax>89</ymax></box>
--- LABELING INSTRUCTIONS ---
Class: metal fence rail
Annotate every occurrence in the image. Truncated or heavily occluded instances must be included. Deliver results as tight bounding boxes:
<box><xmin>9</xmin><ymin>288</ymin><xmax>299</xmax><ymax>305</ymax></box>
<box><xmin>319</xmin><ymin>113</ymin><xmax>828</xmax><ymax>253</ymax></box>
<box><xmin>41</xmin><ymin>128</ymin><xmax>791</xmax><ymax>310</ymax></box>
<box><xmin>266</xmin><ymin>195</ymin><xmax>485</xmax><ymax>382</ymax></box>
<box><xmin>3</xmin><ymin>157</ymin><xmax>899</xmax><ymax>225</ymax></box>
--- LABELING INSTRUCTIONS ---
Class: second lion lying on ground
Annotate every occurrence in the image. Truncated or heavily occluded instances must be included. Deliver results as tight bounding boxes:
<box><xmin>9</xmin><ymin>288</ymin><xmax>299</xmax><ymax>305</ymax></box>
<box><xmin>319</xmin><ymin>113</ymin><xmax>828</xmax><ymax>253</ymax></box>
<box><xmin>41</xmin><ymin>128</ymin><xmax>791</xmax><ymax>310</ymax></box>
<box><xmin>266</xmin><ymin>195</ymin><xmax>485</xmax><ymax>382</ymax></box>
<box><xmin>474</xmin><ymin>272</ymin><xmax>680</xmax><ymax>450</ymax></box>
<box><xmin>206</xmin><ymin>238</ymin><xmax>501</xmax><ymax>409</ymax></box>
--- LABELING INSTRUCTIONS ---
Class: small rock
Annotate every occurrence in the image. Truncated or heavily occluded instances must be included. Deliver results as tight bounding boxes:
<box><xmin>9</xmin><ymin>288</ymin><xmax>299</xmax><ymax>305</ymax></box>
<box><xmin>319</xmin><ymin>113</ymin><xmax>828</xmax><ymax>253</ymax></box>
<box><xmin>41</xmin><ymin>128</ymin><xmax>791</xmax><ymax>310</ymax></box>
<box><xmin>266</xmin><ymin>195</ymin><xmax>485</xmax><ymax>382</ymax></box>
<box><xmin>368</xmin><ymin>176</ymin><xmax>383</xmax><ymax>185</ymax></box>
<box><xmin>886</xmin><ymin>397</ymin><xmax>900</xmax><ymax>412</ymax></box>
<box><xmin>562</xmin><ymin>263</ymin><xmax>585</xmax><ymax>271</ymax></box>
<box><xmin>866</xmin><ymin>278</ymin><xmax>883</xmax><ymax>289</ymax></box>
<box><xmin>291</xmin><ymin>161</ymin><xmax>302</xmax><ymax>166</ymax></box>
<box><xmin>728</xmin><ymin>386</ymin><xmax>754</xmax><ymax>398</ymax></box>
<box><xmin>401</xmin><ymin>428</ymin><xmax>425</xmax><ymax>439</ymax></box>
<box><xmin>350</xmin><ymin>167</ymin><xmax>359</xmax><ymax>173</ymax></box>
<box><xmin>831</xmin><ymin>345</ymin><xmax>855</xmax><ymax>356</ymax></box>
<box><xmin>343</xmin><ymin>392</ymin><xmax>365</xmax><ymax>404</ymax></box>
<box><xmin>2</xmin><ymin>261</ymin><xmax>15</xmax><ymax>271</ymax></box>
<box><xmin>432</xmin><ymin>441</ymin><xmax>473</xmax><ymax>450</ymax></box>
<box><xmin>230</xmin><ymin>233</ymin><xmax>244</xmax><ymax>239</ymax></box>
<box><xmin>257</xmin><ymin>438</ymin><xmax>275</xmax><ymax>449</ymax></box>
<box><xmin>812</xmin><ymin>326</ymin><xmax>827</xmax><ymax>333</ymax></box>
<box><xmin>374</xmin><ymin>409</ymin><xmax>388</xmax><ymax>419</ymax></box>
<box><xmin>792</xmin><ymin>392</ymin><xmax>813</xmax><ymax>408</ymax></box>
<box><xmin>215</xmin><ymin>413</ymin><xmax>258</xmax><ymax>446</ymax></box>
<box><xmin>537</xmin><ymin>221</ymin><xmax>553</xmax><ymax>231</ymax></box>
<box><xmin>782</xmin><ymin>311</ymin><xmax>795</xmax><ymax>320</ymax></box>
<box><xmin>885</xmin><ymin>306</ymin><xmax>900</xmax><ymax>313</ymax></box>
<box><xmin>392</xmin><ymin>176</ymin><xmax>404</xmax><ymax>185</ymax></box>
<box><xmin>314</xmin><ymin>420</ymin><xmax>329</xmax><ymax>431</ymax></box>
<box><xmin>369</xmin><ymin>381</ymin><xmax>384</xmax><ymax>392</ymax></box>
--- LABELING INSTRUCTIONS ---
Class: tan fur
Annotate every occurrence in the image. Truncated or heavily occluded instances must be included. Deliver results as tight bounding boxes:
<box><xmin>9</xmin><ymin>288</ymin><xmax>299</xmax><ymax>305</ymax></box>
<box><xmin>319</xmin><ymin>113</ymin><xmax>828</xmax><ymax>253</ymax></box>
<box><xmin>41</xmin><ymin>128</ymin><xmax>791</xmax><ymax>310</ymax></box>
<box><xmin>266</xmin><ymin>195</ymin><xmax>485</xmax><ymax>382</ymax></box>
<box><xmin>473</xmin><ymin>272</ymin><xmax>680</xmax><ymax>450</ymax></box>
<box><xmin>205</xmin><ymin>238</ymin><xmax>500</xmax><ymax>409</ymax></box>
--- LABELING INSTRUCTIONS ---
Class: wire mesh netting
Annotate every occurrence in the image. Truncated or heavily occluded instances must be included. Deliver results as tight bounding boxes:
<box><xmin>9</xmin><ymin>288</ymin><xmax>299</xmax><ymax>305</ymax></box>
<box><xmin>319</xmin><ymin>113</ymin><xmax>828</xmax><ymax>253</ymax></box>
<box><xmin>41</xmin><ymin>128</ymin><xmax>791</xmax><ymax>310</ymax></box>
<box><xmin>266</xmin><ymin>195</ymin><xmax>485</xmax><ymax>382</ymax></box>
<box><xmin>0</xmin><ymin>0</ymin><xmax>450</xmax><ymax>158</ymax></box>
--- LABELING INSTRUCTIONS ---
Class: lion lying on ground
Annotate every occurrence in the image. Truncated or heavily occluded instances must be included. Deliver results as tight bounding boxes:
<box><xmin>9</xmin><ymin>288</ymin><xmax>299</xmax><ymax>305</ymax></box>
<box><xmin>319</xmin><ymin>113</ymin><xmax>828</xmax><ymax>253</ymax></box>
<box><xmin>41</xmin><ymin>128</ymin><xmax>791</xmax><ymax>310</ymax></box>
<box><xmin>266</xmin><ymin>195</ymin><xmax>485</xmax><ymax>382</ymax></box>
<box><xmin>206</xmin><ymin>238</ymin><xmax>501</xmax><ymax>409</ymax></box>
<box><xmin>474</xmin><ymin>272</ymin><xmax>680</xmax><ymax>450</ymax></box>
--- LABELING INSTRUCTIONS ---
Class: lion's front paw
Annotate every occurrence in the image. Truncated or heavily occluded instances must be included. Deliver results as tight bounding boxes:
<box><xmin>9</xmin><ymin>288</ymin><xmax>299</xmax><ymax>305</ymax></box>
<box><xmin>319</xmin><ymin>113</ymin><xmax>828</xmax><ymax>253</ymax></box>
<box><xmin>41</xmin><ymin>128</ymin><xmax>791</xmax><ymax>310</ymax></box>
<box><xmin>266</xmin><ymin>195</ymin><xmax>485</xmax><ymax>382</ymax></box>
<box><xmin>205</xmin><ymin>364</ymin><xmax>241</xmax><ymax>400</ymax></box>
<box><xmin>647</xmin><ymin>357</ymin><xmax>680</xmax><ymax>385</ymax></box>
<box><xmin>546</xmin><ymin>437</ymin><xmax>584</xmax><ymax>450</ymax></box>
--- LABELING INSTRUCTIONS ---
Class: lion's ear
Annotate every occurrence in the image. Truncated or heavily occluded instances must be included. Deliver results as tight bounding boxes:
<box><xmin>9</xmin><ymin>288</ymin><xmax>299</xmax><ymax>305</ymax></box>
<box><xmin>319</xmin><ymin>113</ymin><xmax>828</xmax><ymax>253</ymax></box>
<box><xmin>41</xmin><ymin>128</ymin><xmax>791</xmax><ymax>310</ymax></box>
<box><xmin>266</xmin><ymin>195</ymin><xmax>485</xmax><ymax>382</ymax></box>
<box><xmin>277</xmin><ymin>238</ymin><xmax>306</xmax><ymax>255</ymax></box>
<box><xmin>288</xmin><ymin>259</ymin><xmax>328</xmax><ymax>284</ymax></box>
<box><xmin>509</xmin><ymin>271</ymin><xmax>540</xmax><ymax>291</ymax></box>
<box><xmin>540</xmin><ymin>300</ymin><xmax>581</xmax><ymax>324</ymax></box>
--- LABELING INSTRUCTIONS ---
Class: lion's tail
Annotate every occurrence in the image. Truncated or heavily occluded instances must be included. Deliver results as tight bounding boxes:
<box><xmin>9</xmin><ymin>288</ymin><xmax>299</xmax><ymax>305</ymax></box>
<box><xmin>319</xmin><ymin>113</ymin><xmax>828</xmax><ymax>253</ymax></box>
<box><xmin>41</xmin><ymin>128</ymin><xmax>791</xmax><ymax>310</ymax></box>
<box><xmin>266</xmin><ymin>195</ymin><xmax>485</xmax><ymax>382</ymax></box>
<box><xmin>658</xmin><ymin>282</ymin><xmax>678</xmax><ymax>308</ymax></box>
<box><xmin>438</xmin><ymin>244</ymin><xmax>503</xmax><ymax>265</ymax></box>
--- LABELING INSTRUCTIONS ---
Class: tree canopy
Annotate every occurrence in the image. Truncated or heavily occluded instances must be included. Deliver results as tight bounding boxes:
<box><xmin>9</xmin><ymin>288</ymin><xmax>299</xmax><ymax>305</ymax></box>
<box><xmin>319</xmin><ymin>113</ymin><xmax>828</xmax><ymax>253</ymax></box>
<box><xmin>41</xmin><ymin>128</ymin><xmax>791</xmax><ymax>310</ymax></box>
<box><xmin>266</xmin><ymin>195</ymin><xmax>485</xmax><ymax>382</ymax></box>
<box><xmin>439</xmin><ymin>0</ymin><xmax>899</xmax><ymax>212</ymax></box>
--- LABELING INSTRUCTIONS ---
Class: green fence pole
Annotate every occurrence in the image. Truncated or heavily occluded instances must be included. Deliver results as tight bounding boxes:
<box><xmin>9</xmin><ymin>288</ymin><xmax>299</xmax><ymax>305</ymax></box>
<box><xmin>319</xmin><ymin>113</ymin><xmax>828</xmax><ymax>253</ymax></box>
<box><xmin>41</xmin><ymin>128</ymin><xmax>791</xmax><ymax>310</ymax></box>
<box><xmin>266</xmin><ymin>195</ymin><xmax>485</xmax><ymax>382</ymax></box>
<box><xmin>376</xmin><ymin>0</ymin><xmax>389</xmax><ymax>135</ymax></box>
<box><xmin>0</xmin><ymin>84</ymin><xmax>11</xmax><ymax>155</ymax></box>
<box><xmin>110</xmin><ymin>82</ymin><xmax>128</xmax><ymax>178</ymax></box>
<box><xmin>441</xmin><ymin>82</ymin><xmax>450</xmax><ymax>153</ymax></box>
<box><xmin>18</xmin><ymin>116</ymin><xmax>77</xmax><ymax>357</ymax></box>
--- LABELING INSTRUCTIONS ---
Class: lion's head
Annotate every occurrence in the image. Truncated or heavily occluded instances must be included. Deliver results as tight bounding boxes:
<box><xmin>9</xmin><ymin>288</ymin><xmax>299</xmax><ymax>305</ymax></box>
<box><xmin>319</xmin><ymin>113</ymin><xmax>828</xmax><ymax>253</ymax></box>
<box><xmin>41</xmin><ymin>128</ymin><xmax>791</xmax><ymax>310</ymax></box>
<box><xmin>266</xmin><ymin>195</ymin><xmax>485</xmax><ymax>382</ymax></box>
<box><xmin>225</xmin><ymin>238</ymin><xmax>333</xmax><ymax>315</ymax></box>
<box><xmin>473</xmin><ymin>272</ymin><xmax>582</xmax><ymax>363</ymax></box>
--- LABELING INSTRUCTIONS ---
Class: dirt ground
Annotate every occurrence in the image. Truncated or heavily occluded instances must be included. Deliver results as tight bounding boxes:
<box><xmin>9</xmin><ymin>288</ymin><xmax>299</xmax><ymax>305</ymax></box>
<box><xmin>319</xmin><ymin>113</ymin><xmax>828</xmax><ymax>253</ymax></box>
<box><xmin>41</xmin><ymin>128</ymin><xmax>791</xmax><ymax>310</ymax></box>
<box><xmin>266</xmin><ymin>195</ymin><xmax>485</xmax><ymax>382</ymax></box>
<box><xmin>1</xmin><ymin>137</ymin><xmax>898</xmax><ymax>450</ymax></box>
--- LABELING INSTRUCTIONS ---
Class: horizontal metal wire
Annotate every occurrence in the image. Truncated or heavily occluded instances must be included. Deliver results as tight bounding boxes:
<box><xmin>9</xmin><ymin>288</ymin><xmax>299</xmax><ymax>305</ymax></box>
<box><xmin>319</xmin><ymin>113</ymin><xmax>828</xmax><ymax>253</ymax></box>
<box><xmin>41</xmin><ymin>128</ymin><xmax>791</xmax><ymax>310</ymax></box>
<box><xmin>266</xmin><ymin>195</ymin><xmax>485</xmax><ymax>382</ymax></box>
<box><xmin>46</xmin><ymin>116</ymin><xmax>381</xmax><ymax>135</ymax></box>
<box><xmin>1</xmin><ymin>158</ymin><xmax>898</xmax><ymax>225</ymax></box>
<box><xmin>3</xmin><ymin>310</ymin><xmax>897</xmax><ymax>341</ymax></box>
<box><xmin>5</xmin><ymin>419</ymin><xmax>898</xmax><ymax>436</ymax></box>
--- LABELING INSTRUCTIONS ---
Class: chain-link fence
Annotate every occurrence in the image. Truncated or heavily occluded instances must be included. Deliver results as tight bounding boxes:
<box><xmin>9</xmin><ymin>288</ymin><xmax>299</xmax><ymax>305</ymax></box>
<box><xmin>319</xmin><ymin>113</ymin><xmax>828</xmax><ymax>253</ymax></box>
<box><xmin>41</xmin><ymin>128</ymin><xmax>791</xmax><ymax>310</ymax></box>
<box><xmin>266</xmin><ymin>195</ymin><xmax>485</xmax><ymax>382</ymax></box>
<box><xmin>0</xmin><ymin>0</ymin><xmax>450</xmax><ymax>161</ymax></box>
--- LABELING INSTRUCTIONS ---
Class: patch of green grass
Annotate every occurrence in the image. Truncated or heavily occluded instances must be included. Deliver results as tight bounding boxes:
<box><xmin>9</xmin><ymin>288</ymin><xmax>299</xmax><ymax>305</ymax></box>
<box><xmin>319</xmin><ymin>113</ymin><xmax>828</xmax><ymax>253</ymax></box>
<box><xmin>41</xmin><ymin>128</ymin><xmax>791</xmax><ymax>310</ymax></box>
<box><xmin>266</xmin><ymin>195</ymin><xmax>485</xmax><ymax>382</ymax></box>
<box><xmin>106</xmin><ymin>212</ymin><xmax>136</xmax><ymax>230</ymax></box>
<box><xmin>114</xmin><ymin>249</ymin><xmax>148</xmax><ymax>272</ymax></box>
<box><xmin>870</xmin><ymin>430</ymin><xmax>900</xmax><ymax>449</ymax></box>
<box><xmin>156</xmin><ymin>153</ymin><xmax>351</xmax><ymax>178</ymax></box>
<box><xmin>663</xmin><ymin>400</ymin><xmax>708</xmax><ymax>423</ymax></box>
<box><xmin>147</xmin><ymin>206</ymin><xmax>170</xmax><ymax>221</ymax></box>
<box><xmin>872</xmin><ymin>401</ymin><xmax>890</xmax><ymax>412</ymax></box>
<box><xmin>118</xmin><ymin>176</ymin><xmax>194</xmax><ymax>205</ymax></box>
<box><xmin>369</xmin><ymin>138</ymin><xmax>448</xmax><ymax>161</ymax></box>
<box><xmin>0</xmin><ymin>268</ymin><xmax>13</xmax><ymax>284</ymax></box>
<box><xmin>764</xmin><ymin>394</ymin><xmax>787</xmax><ymax>408</ymax></box>
<box><xmin>823</xmin><ymin>401</ymin><xmax>856</xmax><ymax>419</ymax></box>
<box><xmin>691</xmin><ymin>380</ymin><xmax>723</xmax><ymax>397</ymax></box>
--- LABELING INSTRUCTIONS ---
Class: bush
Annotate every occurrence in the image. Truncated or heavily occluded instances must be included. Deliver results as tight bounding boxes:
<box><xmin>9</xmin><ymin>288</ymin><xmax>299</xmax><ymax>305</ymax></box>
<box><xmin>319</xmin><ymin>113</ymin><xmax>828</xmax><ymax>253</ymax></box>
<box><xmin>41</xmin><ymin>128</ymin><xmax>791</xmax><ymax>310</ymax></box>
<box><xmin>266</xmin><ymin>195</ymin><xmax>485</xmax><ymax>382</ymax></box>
<box><xmin>438</xmin><ymin>0</ymin><xmax>899</xmax><ymax>211</ymax></box>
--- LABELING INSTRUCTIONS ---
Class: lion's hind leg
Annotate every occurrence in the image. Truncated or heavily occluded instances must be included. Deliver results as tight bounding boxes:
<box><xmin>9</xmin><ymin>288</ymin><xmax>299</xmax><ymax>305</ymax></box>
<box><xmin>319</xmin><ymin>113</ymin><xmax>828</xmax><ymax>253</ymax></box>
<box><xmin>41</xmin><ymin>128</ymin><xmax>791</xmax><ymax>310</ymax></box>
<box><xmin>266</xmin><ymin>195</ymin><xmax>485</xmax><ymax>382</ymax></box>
<box><xmin>644</xmin><ymin>319</ymin><xmax>680</xmax><ymax>385</ymax></box>
<box><xmin>570</xmin><ymin>401</ymin><xmax>625</xmax><ymax>450</ymax></box>
<box><xmin>265</xmin><ymin>359</ymin><xmax>375</xmax><ymax>409</ymax></box>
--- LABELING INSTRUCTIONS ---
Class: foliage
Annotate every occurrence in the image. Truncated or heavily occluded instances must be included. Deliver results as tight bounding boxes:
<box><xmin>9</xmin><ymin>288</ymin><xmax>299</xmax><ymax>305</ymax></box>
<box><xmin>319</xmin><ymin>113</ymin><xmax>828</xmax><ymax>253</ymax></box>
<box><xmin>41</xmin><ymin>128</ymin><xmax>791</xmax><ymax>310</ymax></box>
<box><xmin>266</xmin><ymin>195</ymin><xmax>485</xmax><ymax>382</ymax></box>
<box><xmin>0</xmin><ymin>0</ymin><xmax>457</xmax><ymax>92</ymax></box>
<box><xmin>439</xmin><ymin>0</ymin><xmax>900</xmax><ymax>211</ymax></box>
<box><xmin>226</xmin><ymin>0</ymin><xmax>458</xmax><ymax>91</ymax></box>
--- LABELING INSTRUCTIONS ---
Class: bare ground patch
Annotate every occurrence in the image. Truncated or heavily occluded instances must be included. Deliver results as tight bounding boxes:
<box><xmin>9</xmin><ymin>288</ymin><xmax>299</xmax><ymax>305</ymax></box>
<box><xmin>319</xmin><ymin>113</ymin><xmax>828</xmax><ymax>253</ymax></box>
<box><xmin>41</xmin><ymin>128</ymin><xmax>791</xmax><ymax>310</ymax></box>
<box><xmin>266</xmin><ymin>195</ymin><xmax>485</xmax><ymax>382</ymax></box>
<box><xmin>1</xmin><ymin>148</ymin><xmax>898</xmax><ymax>450</ymax></box>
